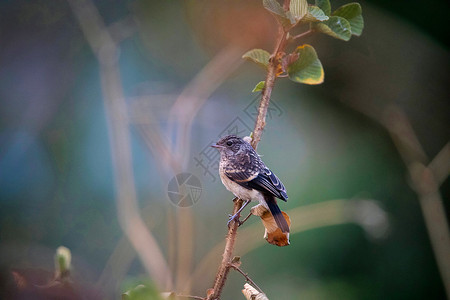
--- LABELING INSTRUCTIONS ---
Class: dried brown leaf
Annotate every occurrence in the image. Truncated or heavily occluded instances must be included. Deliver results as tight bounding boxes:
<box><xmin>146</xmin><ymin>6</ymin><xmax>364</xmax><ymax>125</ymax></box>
<box><xmin>250</xmin><ymin>204</ymin><xmax>291</xmax><ymax>247</ymax></box>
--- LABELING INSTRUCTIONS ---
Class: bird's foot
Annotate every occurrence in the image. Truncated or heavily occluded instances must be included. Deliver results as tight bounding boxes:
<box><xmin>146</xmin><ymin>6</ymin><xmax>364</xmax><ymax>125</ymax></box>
<box><xmin>227</xmin><ymin>213</ymin><xmax>241</xmax><ymax>228</ymax></box>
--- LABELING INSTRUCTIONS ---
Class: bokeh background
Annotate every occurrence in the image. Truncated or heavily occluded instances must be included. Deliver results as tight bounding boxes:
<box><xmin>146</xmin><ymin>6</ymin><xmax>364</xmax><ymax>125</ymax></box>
<box><xmin>0</xmin><ymin>0</ymin><xmax>449</xmax><ymax>299</ymax></box>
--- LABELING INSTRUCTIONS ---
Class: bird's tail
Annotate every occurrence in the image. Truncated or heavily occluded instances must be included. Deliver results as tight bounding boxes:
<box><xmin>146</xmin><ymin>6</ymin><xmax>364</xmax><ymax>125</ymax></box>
<box><xmin>264</xmin><ymin>194</ymin><xmax>290</xmax><ymax>233</ymax></box>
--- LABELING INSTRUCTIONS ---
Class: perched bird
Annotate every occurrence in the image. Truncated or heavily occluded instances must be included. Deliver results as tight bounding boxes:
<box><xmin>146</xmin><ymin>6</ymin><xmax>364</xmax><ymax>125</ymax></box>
<box><xmin>211</xmin><ymin>135</ymin><xmax>289</xmax><ymax>233</ymax></box>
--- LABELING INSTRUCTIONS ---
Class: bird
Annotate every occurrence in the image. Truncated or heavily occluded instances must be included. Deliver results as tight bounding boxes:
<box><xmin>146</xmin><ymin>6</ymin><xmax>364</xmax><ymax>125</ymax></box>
<box><xmin>211</xmin><ymin>135</ymin><xmax>289</xmax><ymax>233</ymax></box>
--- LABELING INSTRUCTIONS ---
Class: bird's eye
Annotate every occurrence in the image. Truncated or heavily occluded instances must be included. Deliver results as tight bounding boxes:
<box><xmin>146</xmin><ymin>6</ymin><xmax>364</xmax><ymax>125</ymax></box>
<box><xmin>226</xmin><ymin>141</ymin><xmax>233</xmax><ymax>146</ymax></box>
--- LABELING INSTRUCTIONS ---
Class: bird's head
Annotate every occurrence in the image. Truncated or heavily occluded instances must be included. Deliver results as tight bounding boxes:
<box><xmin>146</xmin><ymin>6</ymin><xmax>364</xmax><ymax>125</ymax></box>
<box><xmin>211</xmin><ymin>135</ymin><xmax>249</xmax><ymax>156</ymax></box>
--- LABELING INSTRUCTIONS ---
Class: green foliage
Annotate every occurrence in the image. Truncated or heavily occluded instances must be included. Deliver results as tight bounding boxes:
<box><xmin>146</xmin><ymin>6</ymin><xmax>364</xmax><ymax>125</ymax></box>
<box><xmin>332</xmin><ymin>3</ymin><xmax>364</xmax><ymax>36</ymax></box>
<box><xmin>289</xmin><ymin>0</ymin><xmax>309</xmax><ymax>22</ymax></box>
<box><xmin>314</xmin><ymin>1</ymin><xmax>364</xmax><ymax>39</ymax></box>
<box><xmin>287</xmin><ymin>44</ymin><xmax>324</xmax><ymax>84</ymax></box>
<box><xmin>262</xmin><ymin>0</ymin><xmax>293</xmax><ymax>26</ymax></box>
<box><xmin>252</xmin><ymin>81</ymin><xmax>266</xmax><ymax>92</ymax></box>
<box><xmin>243</xmin><ymin>0</ymin><xmax>364</xmax><ymax>86</ymax></box>
<box><xmin>315</xmin><ymin>0</ymin><xmax>331</xmax><ymax>16</ymax></box>
<box><xmin>242</xmin><ymin>49</ymin><xmax>271</xmax><ymax>69</ymax></box>
<box><xmin>314</xmin><ymin>16</ymin><xmax>352</xmax><ymax>41</ymax></box>
<box><xmin>302</xmin><ymin>6</ymin><xmax>329</xmax><ymax>22</ymax></box>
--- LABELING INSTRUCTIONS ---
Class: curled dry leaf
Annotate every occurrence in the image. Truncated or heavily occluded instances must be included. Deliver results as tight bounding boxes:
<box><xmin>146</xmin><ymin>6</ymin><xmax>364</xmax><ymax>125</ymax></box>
<box><xmin>250</xmin><ymin>204</ymin><xmax>291</xmax><ymax>247</ymax></box>
<box><xmin>242</xmin><ymin>283</ymin><xmax>269</xmax><ymax>300</ymax></box>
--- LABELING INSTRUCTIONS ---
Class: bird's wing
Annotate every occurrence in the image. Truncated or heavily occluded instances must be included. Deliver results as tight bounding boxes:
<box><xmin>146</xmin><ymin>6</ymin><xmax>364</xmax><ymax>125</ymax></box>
<box><xmin>226</xmin><ymin>166</ymin><xmax>288</xmax><ymax>201</ymax></box>
<box><xmin>224</xmin><ymin>168</ymin><xmax>259</xmax><ymax>183</ymax></box>
<box><xmin>247</xmin><ymin>167</ymin><xmax>288</xmax><ymax>201</ymax></box>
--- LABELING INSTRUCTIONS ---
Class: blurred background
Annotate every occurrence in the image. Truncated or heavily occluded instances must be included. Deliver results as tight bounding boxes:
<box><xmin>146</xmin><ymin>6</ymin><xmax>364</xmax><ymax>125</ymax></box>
<box><xmin>0</xmin><ymin>0</ymin><xmax>449</xmax><ymax>299</ymax></box>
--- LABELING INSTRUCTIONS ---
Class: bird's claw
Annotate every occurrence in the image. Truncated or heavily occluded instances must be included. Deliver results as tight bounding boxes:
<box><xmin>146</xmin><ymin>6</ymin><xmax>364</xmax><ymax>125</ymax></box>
<box><xmin>227</xmin><ymin>213</ymin><xmax>241</xmax><ymax>228</ymax></box>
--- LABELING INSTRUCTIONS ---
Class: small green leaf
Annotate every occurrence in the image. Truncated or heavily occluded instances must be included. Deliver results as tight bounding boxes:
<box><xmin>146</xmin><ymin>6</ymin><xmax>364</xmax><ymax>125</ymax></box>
<box><xmin>242</xmin><ymin>49</ymin><xmax>270</xmax><ymax>69</ymax></box>
<box><xmin>231</xmin><ymin>256</ymin><xmax>242</xmax><ymax>266</ymax></box>
<box><xmin>314</xmin><ymin>16</ymin><xmax>352</xmax><ymax>41</ymax></box>
<box><xmin>287</xmin><ymin>44</ymin><xmax>324</xmax><ymax>85</ymax></box>
<box><xmin>252</xmin><ymin>81</ymin><xmax>266</xmax><ymax>92</ymax></box>
<box><xmin>302</xmin><ymin>6</ymin><xmax>329</xmax><ymax>22</ymax></box>
<box><xmin>263</xmin><ymin>0</ymin><xmax>292</xmax><ymax>26</ymax></box>
<box><xmin>315</xmin><ymin>0</ymin><xmax>331</xmax><ymax>16</ymax></box>
<box><xmin>332</xmin><ymin>2</ymin><xmax>364</xmax><ymax>36</ymax></box>
<box><xmin>289</xmin><ymin>0</ymin><xmax>308</xmax><ymax>22</ymax></box>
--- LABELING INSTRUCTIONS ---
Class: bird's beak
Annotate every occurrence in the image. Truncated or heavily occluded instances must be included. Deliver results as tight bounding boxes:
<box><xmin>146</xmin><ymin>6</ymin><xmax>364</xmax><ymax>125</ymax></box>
<box><xmin>211</xmin><ymin>143</ymin><xmax>224</xmax><ymax>149</ymax></box>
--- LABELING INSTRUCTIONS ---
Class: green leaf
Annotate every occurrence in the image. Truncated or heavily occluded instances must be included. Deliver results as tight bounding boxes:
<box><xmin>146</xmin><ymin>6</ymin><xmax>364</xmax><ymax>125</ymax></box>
<box><xmin>289</xmin><ymin>0</ymin><xmax>308</xmax><ymax>22</ymax></box>
<box><xmin>287</xmin><ymin>44</ymin><xmax>324</xmax><ymax>85</ymax></box>
<box><xmin>252</xmin><ymin>81</ymin><xmax>266</xmax><ymax>92</ymax></box>
<box><xmin>302</xmin><ymin>5</ymin><xmax>329</xmax><ymax>22</ymax></box>
<box><xmin>332</xmin><ymin>2</ymin><xmax>364</xmax><ymax>36</ymax></box>
<box><xmin>263</xmin><ymin>0</ymin><xmax>292</xmax><ymax>26</ymax></box>
<box><xmin>314</xmin><ymin>16</ymin><xmax>352</xmax><ymax>41</ymax></box>
<box><xmin>242</xmin><ymin>49</ymin><xmax>271</xmax><ymax>69</ymax></box>
<box><xmin>315</xmin><ymin>0</ymin><xmax>331</xmax><ymax>16</ymax></box>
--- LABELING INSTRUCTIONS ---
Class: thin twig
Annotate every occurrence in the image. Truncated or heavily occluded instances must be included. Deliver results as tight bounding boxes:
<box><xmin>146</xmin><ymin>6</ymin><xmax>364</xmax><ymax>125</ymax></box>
<box><xmin>174</xmin><ymin>294</ymin><xmax>205</xmax><ymax>300</ymax></box>
<box><xmin>229</xmin><ymin>264</ymin><xmax>263</xmax><ymax>294</ymax></box>
<box><xmin>290</xmin><ymin>29</ymin><xmax>314</xmax><ymax>41</ymax></box>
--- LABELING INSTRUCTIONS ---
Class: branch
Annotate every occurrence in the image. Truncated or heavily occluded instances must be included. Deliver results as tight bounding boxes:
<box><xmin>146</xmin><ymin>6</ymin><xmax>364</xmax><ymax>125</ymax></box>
<box><xmin>229</xmin><ymin>264</ymin><xmax>263</xmax><ymax>294</ymax></box>
<box><xmin>251</xmin><ymin>27</ymin><xmax>288</xmax><ymax>150</ymax></box>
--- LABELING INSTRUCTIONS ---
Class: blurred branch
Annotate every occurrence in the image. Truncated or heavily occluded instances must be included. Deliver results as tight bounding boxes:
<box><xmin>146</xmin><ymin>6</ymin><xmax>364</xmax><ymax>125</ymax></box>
<box><xmin>345</xmin><ymin>101</ymin><xmax>450</xmax><ymax>298</ymax></box>
<box><xmin>168</xmin><ymin>46</ymin><xmax>244</xmax><ymax>168</ymax></box>
<box><xmin>128</xmin><ymin>44</ymin><xmax>245</xmax><ymax>295</ymax></box>
<box><xmin>108</xmin><ymin>15</ymin><xmax>138</xmax><ymax>44</ymax></box>
<box><xmin>98</xmin><ymin>18</ymin><xmax>245</xmax><ymax>299</ymax></box>
<box><xmin>380</xmin><ymin>106</ymin><xmax>450</xmax><ymax>299</ymax></box>
<box><xmin>68</xmin><ymin>0</ymin><xmax>172</xmax><ymax>290</ymax></box>
<box><xmin>428</xmin><ymin>142</ymin><xmax>450</xmax><ymax>185</ymax></box>
<box><xmin>96</xmin><ymin>235</ymin><xmax>135</xmax><ymax>298</ymax></box>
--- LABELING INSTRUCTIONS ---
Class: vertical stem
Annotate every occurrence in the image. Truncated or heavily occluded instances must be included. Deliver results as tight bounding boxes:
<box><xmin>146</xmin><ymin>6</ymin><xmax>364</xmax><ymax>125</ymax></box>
<box><xmin>207</xmin><ymin>198</ymin><xmax>243</xmax><ymax>299</ymax></box>
<box><xmin>252</xmin><ymin>28</ymin><xmax>287</xmax><ymax>150</ymax></box>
